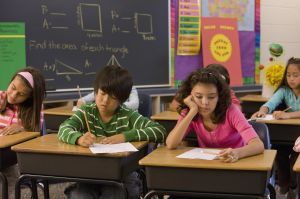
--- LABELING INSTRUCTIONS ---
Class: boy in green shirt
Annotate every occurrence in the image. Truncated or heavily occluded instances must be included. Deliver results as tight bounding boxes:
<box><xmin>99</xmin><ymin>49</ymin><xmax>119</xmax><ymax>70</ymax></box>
<box><xmin>58</xmin><ymin>65</ymin><xmax>166</xmax><ymax>199</ymax></box>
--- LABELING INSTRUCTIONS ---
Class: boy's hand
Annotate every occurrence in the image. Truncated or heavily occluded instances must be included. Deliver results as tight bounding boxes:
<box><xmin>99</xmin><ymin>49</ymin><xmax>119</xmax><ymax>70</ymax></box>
<box><xmin>99</xmin><ymin>134</ymin><xmax>125</xmax><ymax>144</ymax></box>
<box><xmin>0</xmin><ymin>124</ymin><xmax>24</xmax><ymax>136</ymax></box>
<box><xmin>77</xmin><ymin>132</ymin><xmax>96</xmax><ymax>147</ymax></box>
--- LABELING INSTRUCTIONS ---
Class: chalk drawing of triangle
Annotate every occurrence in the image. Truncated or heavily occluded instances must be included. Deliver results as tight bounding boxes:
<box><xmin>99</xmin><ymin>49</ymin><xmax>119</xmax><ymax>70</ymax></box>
<box><xmin>55</xmin><ymin>59</ymin><xmax>83</xmax><ymax>75</ymax></box>
<box><xmin>107</xmin><ymin>55</ymin><xmax>121</xmax><ymax>66</ymax></box>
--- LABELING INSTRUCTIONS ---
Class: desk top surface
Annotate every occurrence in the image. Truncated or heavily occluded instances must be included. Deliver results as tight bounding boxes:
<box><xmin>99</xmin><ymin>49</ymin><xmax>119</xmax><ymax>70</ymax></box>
<box><xmin>151</xmin><ymin>111</ymin><xmax>179</xmax><ymax>121</ymax></box>
<box><xmin>44</xmin><ymin>106</ymin><xmax>74</xmax><ymax>116</ymax></box>
<box><xmin>139</xmin><ymin>146</ymin><xmax>276</xmax><ymax>171</ymax></box>
<box><xmin>12</xmin><ymin>134</ymin><xmax>148</xmax><ymax>157</ymax></box>
<box><xmin>293</xmin><ymin>154</ymin><xmax>300</xmax><ymax>172</ymax></box>
<box><xmin>240</xmin><ymin>94</ymin><xmax>269</xmax><ymax>102</ymax></box>
<box><xmin>0</xmin><ymin>132</ymin><xmax>40</xmax><ymax>148</ymax></box>
<box><xmin>256</xmin><ymin>118</ymin><xmax>300</xmax><ymax>125</ymax></box>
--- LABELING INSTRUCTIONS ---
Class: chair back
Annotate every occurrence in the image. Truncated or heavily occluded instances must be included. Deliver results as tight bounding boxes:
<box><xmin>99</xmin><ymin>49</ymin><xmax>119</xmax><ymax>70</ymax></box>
<box><xmin>248</xmin><ymin>120</ymin><xmax>271</xmax><ymax>149</ymax></box>
<box><xmin>138</xmin><ymin>93</ymin><xmax>152</xmax><ymax>118</ymax></box>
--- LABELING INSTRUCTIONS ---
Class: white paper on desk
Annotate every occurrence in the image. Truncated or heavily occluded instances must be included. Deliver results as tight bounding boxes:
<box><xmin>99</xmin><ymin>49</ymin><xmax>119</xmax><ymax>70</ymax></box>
<box><xmin>89</xmin><ymin>142</ymin><xmax>138</xmax><ymax>154</ymax></box>
<box><xmin>256</xmin><ymin>114</ymin><xmax>274</xmax><ymax>121</ymax></box>
<box><xmin>72</xmin><ymin>106</ymin><xmax>78</xmax><ymax>112</ymax></box>
<box><xmin>176</xmin><ymin>148</ymin><xmax>221</xmax><ymax>160</ymax></box>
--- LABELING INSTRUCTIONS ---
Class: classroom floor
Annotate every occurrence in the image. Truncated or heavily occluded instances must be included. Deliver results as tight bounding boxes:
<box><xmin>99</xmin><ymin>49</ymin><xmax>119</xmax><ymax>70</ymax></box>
<box><xmin>1</xmin><ymin>165</ymin><xmax>69</xmax><ymax>199</ymax></box>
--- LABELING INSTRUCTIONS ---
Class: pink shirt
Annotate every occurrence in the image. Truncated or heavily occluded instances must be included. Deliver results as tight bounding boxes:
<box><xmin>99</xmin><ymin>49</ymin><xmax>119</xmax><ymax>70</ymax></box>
<box><xmin>0</xmin><ymin>90</ymin><xmax>44</xmax><ymax>130</ymax></box>
<box><xmin>230</xmin><ymin>89</ymin><xmax>241</xmax><ymax>110</ymax></box>
<box><xmin>178</xmin><ymin>104</ymin><xmax>257</xmax><ymax>148</ymax></box>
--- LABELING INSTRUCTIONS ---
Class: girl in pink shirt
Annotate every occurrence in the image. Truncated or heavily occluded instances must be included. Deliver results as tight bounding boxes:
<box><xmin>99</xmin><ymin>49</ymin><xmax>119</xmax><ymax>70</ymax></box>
<box><xmin>0</xmin><ymin>67</ymin><xmax>45</xmax><ymax>135</ymax></box>
<box><xmin>166</xmin><ymin>67</ymin><xmax>264</xmax><ymax>163</ymax></box>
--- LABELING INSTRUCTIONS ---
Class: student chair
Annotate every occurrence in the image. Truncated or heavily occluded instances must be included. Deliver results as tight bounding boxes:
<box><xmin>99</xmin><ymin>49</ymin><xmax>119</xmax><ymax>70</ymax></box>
<box><xmin>138</xmin><ymin>93</ymin><xmax>152</xmax><ymax>118</ymax></box>
<box><xmin>248</xmin><ymin>120</ymin><xmax>276</xmax><ymax>199</ymax></box>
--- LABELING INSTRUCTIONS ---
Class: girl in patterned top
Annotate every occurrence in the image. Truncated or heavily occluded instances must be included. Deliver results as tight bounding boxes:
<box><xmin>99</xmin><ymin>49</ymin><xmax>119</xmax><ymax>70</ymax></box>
<box><xmin>0</xmin><ymin>67</ymin><xmax>46</xmax><ymax>135</ymax></box>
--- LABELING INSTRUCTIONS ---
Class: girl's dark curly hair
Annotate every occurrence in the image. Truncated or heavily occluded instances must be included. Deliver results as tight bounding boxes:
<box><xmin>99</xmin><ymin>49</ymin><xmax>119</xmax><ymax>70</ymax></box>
<box><xmin>175</xmin><ymin>67</ymin><xmax>231</xmax><ymax>123</ymax></box>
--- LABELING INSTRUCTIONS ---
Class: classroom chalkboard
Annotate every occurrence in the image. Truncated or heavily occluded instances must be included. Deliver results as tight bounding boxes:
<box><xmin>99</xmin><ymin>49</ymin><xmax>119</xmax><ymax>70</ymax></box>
<box><xmin>0</xmin><ymin>0</ymin><xmax>170</xmax><ymax>91</ymax></box>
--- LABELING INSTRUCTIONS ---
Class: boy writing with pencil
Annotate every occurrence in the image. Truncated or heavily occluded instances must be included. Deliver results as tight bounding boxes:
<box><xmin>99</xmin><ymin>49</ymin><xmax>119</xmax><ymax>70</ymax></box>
<box><xmin>58</xmin><ymin>65</ymin><xmax>166</xmax><ymax>199</ymax></box>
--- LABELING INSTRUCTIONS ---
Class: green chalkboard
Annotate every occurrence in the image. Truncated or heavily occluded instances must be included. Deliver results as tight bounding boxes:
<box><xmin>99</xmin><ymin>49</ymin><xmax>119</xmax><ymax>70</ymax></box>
<box><xmin>0</xmin><ymin>0</ymin><xmax>170</xmax><ymax>91</ymax></box>
<box><xmin>0</xmin><ymin>22</ymin><xmax>26</xmax><ymax>90</ymax></box>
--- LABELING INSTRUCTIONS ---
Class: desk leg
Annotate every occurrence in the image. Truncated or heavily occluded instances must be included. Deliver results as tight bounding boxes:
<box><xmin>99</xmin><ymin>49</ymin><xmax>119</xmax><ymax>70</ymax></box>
<box><xmin>0</xmin><ymin>172</ymin><xmax>8</xmax><ymax>199</ymax></box>
<box><xmin>30</xmin><ymin>178</ymin><xmax>38</xmax><ymax>199</ymax></box>
<box><xmin>15</xmin><ymin>175</ymin><xmax>25</xmax><ymax>199</ymax></box>
<box><xmin>15</xmin><ymin>174</ymin><xmax>128</xmax><ymax>199</ymax></box>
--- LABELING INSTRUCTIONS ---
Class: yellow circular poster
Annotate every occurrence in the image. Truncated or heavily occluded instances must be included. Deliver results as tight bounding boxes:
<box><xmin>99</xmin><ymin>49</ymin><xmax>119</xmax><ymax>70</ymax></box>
<box><xmin>210</xmin><ymin>34</ymin><xmax>232</xmax><ymax>63</ymax></box>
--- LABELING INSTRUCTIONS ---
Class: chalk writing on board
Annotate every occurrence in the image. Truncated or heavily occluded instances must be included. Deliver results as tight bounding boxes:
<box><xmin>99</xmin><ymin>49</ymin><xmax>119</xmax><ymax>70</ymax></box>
<box><xmin>0</xmin><ymin>0</ymin><xmax>169</xmax><ymax>89</ymax></box>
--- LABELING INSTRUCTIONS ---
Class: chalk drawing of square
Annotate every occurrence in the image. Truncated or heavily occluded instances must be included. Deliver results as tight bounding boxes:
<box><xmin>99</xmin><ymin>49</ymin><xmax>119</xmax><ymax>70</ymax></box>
<box><xmin>80</xmin><ymin>3</ymin><xmax>102</xmax><ymax>32</ymax></box>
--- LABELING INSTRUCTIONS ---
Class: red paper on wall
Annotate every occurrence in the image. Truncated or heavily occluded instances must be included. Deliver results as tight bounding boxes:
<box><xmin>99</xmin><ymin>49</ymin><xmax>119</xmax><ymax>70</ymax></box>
<box><xmin>202</xmin><ymin>17</ymin><xmax>242</xmax><ymax>86</ymax></box>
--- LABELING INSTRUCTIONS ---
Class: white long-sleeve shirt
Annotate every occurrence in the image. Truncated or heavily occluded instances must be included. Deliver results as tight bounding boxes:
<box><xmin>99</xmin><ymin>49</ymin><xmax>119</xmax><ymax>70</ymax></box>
<box><xmin>82</xmin><ymin>87</ymin><xmax>139</xmax><ymax>111</ymax></box>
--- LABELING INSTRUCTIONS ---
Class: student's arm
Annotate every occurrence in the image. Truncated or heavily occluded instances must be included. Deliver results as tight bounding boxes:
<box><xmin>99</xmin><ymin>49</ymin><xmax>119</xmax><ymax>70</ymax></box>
<box><xmin>273</xmin><ymin>110</ymin><xmax>300</xmax><ymax>119</ymax></box>
<box><xmin>76</xmin><ymin>92</ymin><xmax>95</xmax><ymax>107</ymax></box>
<box><xmin>220</xmin><ymin>106</ymin><xmax>264</xmax><ymax>162</ymax></box>
<box><xmin>251</xmin><ymin>88</ymin><xmax>285</xmax><ymax>119</ymax></box>
<box><xmin>123</xmin><ymin>112</ymin><xmax>167</xmax><ymax>143</ymax></box>
<box><xmin>166</xmin><ymin>95</ymin><xmax>198</xmax><ymax>149</ymax></box>
<box><xmin>124</xmin><ymin>87</ymin><xmax>139</xmax><ymax>111</ymax></box>
<box><xmin>58</xmin><ymin>107</ymin><xmax>95</xmax><ymax>146</ymax></box>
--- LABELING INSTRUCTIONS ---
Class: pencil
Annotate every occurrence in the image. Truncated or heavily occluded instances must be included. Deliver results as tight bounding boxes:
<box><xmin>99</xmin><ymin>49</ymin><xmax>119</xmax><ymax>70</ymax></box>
<box><xmin>83</xmin><ymin>111</ymin><xmax>91</xmax><ymax>132</ymax></box>
<box><xmin>77</xmin><ymin>85</ymin><xmax>82</xmax><ymax>99</ymax></box>
<box><xmin>283</xmin><ymin>106</ymin><xmax>292</xmax><ymax>112</ymax></box>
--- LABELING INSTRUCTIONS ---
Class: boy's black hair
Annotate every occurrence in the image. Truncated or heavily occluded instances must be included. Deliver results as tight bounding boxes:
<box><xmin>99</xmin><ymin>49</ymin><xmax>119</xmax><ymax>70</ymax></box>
<box><xmin>94</xmin><ymin>65</ymin><xmax>133</xmax><ymax>103</ymax></box>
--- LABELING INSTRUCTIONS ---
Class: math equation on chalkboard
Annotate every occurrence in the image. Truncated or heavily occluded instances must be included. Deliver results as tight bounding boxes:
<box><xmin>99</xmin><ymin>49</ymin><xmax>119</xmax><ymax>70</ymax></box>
<box><xmin>0</xmin><ymin>0</ymin><xmax>170</xmax><ymax>90</ymax></box>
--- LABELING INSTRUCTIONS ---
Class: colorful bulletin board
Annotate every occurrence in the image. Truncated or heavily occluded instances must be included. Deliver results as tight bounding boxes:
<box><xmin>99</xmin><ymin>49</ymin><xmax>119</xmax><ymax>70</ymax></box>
<box><xmin>202</xmin><ymin>17</ymin><xmax>242</xmax><ymax>86</ymax></box>
<box><xmin>172</xmin><ymin>0</ymin><xmax>260</xmax><ymax>87</ymax></box>
<box><xmin>0</xmin><ymin>22</ymin><xmax>26</xmax><ymax>90</ymax></box>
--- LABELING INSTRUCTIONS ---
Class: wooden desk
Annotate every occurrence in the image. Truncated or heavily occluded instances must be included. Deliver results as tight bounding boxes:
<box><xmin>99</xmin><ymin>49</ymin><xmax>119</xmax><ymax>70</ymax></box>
<box><xmin>139</xmin><ymin>146</ymin><xmax>276</xmax><ymax>199</ymax></box>
<box><xmin>0</xmin><ymin>132</ymin><xmax>40</xmax><ymax>199</ymax></box>
<box><xmin>12</xmin><ymin>134</ymin><xmax>148</xmax><ymax>199</ymax></box>
<box><xmin>256</xmin><ymin>118</ymin><xmax>300</xmax><ymax>145</ymax></box>
<box><xmin>43</xmin><ymin>106</ymin><xmax>74</xmax><ymax>131</ymax></box>
<box><xmin>240</xmin><ymin>94</ymin><xmax>269</xmax><ymax>118</ymax></box>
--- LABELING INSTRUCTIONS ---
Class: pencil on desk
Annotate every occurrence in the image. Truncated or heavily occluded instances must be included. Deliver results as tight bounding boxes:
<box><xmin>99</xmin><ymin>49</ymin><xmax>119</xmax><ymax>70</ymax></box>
<box><xmin>283</xmin><ymin>106</ymin><xmax>292</xmax><ymax>112</ymax></box>
<box><xmin>83</xmin><ymin>111</ymin><xmax>91</xmax><ymax>132</ymax></box>
<box><xmin>77</xmin><ymin>85</ymin><xmax>82</xmax><ymax>99</ymax></box>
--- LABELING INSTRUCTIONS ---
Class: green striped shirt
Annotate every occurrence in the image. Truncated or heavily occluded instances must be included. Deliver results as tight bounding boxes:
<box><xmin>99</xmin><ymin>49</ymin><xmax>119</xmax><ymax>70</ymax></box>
<box><xmin>58</xmin><ymin>103</ymin><xmax>166</xmax><ymax>145</ymax></box>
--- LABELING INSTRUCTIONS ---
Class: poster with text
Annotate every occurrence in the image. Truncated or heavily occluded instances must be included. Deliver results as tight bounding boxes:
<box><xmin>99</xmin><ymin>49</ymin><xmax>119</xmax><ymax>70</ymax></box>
<box><xmin>202</xmin><ymin>17</ymin><xmax>242</xmax><ymax>86</ymax></box>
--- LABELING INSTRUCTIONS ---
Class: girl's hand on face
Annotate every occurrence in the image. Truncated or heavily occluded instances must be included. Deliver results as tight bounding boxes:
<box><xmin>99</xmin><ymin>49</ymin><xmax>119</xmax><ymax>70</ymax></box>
<box><xmin>217</xmin><ymin>148</ymin><xmax>239</xmax><ymax>163</ymax></box>
<box><xmin>99</xmin><ymin>134</ymin><xmax>125</xmax><ymax>144</ymax></box>
<box><xmin>0</xmin><ymin>124</ymin><xmax>24</xmax><ymax>136</ymax></box>
<box><xmin>77</xmin><ymin>132</ymin><xmax>96</xmax><ymax>147</ymax></box>
<box><xmin>0</xmin><ymin>92</ymin><xmax>7</xmax><ymax>108</ymax></box>
<box><xmin>272</xmin><ymin>111</ymin><xmax>290</xmax><ymax>119</ymax></box>
<box><xmin>183</xmin><ymin>95</ymin><xmax>198</xmax><ymax>112</ymax></box>
<box><xmin>293</xmin><ymin>136</ymin><xmax>300</xmax><ymax>152</ymax></box>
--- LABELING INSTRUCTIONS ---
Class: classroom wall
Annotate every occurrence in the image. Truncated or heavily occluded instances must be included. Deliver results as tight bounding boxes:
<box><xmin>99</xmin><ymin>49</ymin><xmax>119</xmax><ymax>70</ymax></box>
<box><xmin>261</xmin><ymin>0</ymin><xmax>300</xmax><ymax>66</ymax></box>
